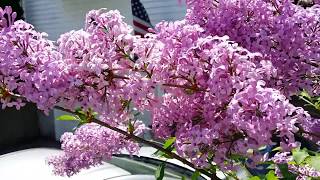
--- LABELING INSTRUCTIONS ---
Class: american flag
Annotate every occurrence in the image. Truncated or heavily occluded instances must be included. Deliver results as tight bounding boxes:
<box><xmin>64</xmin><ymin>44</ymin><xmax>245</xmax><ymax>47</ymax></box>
<box><xmin>131</xmin><ymin>0</ymin><xmax>153</xmax><ymax>36</ymax></box>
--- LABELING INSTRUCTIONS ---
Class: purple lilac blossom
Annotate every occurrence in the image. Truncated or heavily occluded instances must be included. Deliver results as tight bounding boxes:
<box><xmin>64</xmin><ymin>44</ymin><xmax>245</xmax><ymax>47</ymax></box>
<box><xmin>0</xmin><ymin>2</ymin><xmax>319</xmax><ymax>178</ymax></box>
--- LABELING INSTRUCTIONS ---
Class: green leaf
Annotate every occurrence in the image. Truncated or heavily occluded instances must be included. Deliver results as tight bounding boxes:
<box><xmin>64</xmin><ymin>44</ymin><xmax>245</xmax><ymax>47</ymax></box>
<box><xmin>278</xmin><ymin>164</ymin><xmax>297</xmax><ymax>179</ymax></box>
<box><xmin>267</xmin><ymin>164</ymin><xmax>276</xmax><ymax>170</ymax></box>
<box><xmin>230</xmin><ymin>154</ymin><xmax>247</xmax><ymax>161</ymax></box>
<box><xmin>155</xmin><ymin>163</ymin><xmax>165</xmax><ymax>180</ymax></box>
<box><xmin>272</xmin><ymin>146</ymin><xmax>282</xmax><ymax>152</ymax></box>
<box><xmin>75</xmin><ymin>107</ymin><xmax>85</xmax><ymax>114</ymax></box>
<box><xmin>154</xmin><ymin>137</ymin><xmax>176</xmax><ymax>158</ymax></box>
<box><xmin>292</xmin><ymin>148</ymin><xmax>309</xmax><ymax>164</ymax></box>
<box><xmin>247</xmin><ymin>149</ymin><xmax>254</xmax><ymax>155</ymax></box>
<box><xmin>315</xmin><ymin>102</ymin><xmax>320</xmax><ymax>110</ymax></box>
<box><xmin>154</xmin><ymin>151</ymin><xmax>173</xmax><ymax>159</ymax></box>
<box><xmin>78</xmin><ymin>114</ymin><xmax>87</xmax><ymax>121</ymax></box>
<box><xmin>265</xmin><ymin>170</ymin><xmax>278</xmax><ymax>180</ymax></box>
<box><xmin>258</xmin><ymin>145</ymin><xmax>267</xmax><ymax>151</ymax></box>
<box><xmin>56</xmin><ymin>115</ymin><xmax>79</xmax><ymax>121</ymax></box>
<box><xmin>300</xmin><ymin>90</ymin><xmax>311</xmax><ymax>100</ymax></box>
<box><xmin>181</xmin><ymin>176</ymin><xmax>186</xmax><ymax>180</ymax></box>
<box><xmin>92</xmin><ymin>111</ymin><xmax>98</xmax><ymax>117</ymax></box>
<box><xmin>288</xmin><ymin>161</ymin><xmax>297</xmax><ymax>165</ymax></box>
<box><xmin>208</xmin><ymin>164</ymin><xmax>217</xmax><ymax>174</ymax></box>
<box><xmin>248</xmin><ymin>176</ymin><xmax>260</xmax><ymax>180</ymax></box>
<box><xmin>163</xmin><ymin>137</ymin><xmax>176</xmax><ymax>149</ymax></box>
<box><xmin>191</xmin><ymin>170</ymin><xmax>200</xmax><ymax>180</ymax></box>
<box><xmin>309</xmin><ymin>156</ymin><xmax>320</xmax><ymax>171</ymax></box>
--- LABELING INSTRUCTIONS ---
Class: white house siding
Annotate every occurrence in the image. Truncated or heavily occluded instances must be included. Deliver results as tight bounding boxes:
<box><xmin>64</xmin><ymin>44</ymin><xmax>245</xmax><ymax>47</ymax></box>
<box><xmin>23</xmin><ymin>0</ymin><xmax>132</xmax><ymax>40</ymax></box>
<box><xmin>23</xmin><ymin>0</ymin><xmax>187</xmax><ymax>40</ymax></box>
<box><xmin>141</xmin><ymin>0</ymin><xmax>186</xmax><ymax>25</ymax></box>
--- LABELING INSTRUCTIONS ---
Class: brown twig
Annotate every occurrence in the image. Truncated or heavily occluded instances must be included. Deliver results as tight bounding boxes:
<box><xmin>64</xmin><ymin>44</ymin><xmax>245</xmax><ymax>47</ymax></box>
<box><xmin>162</xmin><ymin>83</ymin><xmax>208</xmax><ymax>92</ymax></box>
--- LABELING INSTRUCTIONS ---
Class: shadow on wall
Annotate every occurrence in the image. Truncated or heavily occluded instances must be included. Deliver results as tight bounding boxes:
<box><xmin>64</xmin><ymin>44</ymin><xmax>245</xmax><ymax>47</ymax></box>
<box><xmin>0</xmin><ymin>103</ymin><xmax>60</xmax><ymax>155</ymax></box>
<box><xmin>0</xmin><ymin>104</ymin><xmax>38</xmax><ymax>152</ymax></box>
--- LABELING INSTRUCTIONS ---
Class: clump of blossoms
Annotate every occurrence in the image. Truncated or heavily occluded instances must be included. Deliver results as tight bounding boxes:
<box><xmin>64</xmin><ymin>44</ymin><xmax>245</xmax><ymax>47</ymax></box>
<box><xmin>0</xmin><ymin>7</ymin><xmax>147</xmax><ymax>176</ymax></box>
<box><xmin>57</xmin><ymin>9</ymin><xmax>159</xmax><ymax>122</ymax></box>
<box><xmin>0</xmin><ymin>6</ymin><xmax>68</xmax><ymax>112</ymax></box>
<box><xmin>47</xmin><ymin>123</ymin><xmax>140</xmax><ymax>176</ymax></box>
<box><xmin>186</xmin><ymin>0</ymin><xmax>320</xmax><ymax>96</ymax></box>
<box><xmin>271</xmin><ymin>152</ymin><xmax>320</xmax><ymax>179</ymax></box>
<box><xmin>150</xmin><ymin>20</ymin><xmax>313</xmax><ymax>170</ymax></box>
<box><xmin>0</xmin><ymin>1</ymin><xmax>319</xmax><ymax>179</ymax></box>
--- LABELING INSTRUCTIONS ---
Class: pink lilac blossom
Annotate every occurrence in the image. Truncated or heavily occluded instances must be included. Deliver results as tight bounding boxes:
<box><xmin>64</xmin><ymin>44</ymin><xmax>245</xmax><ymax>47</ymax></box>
<box><xmin>57</xmin><ymin>9</ymin><xmax>159</xmax><ymax>123</ymax></box>
<box><xmin>0</xmin><ymin>3</ymin><xmax>319</xmax><ymax>178</ymax></box>
<box><xmin>304</xmin><ymin>119</ymin><xmax>320</xmax><ymax>145</ymax></box>
<box><xmin>0</xmin><ymin>7</ymin><xmax>68</xmax><ymax>112</ymax></box>
<box><xmin>47</xmin><ymin>123</ymin><xmax>140</xmax><ymax>176</ymax></box>
<box><xmin>46</xmin><ymin>10</ymin><xmax>153</xmax><ymax>174</ymax></box>
<box><xmin>57</xmin><ymin>9</ymin><xmax>133</xmax><ymax>118</ymax></box>
<box><xmin>0</xmin><ymin>7</ymin><xmax>147</xmax><ymax>174</ymax></box>
<box><xmin>272</xmin><ymin>152</ymin><xmax>320</xmax><ymax>178</ymax></box>
<box><xmin>314</xmin><ymin>0</ymin><xmax>320</xmax><ymax>5</ymax></box>
<box><xmin>0</xmin><ymin>6</ymin><xmax>16</xmax><ymax>29</ymax></box>
<box><xmin>185</xmin><ymin>0</ymin><xmax>320</xmax><ymax>96</ymax></box>
<box><xmin>150</xmin><ymin>20</ymin><xmax>313</xmax><ymax>169</ymax></box>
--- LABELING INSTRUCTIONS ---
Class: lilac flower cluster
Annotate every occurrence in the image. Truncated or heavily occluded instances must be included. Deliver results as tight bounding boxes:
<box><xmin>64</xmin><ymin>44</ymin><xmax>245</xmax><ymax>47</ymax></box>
<box><xmin>0</xmin><ymin>1</ymin><xmax>319</xmax><ymax>178</ymax></box>
<box><xmin>272</xmin><ymin>152</ymin><xmax>320</xmax><ymax>179</ymax></box>
<box><xmin>186</xmin><ymin>0</ymin><xmax>320</xmax><ymax>96</ymax></box>
<box><xmin>0</xmin><ymin>8</ymin><xmax>147</xmax><ymax>175</ymax></box>
<box><xmin>150</xmin><ymin>20</ymin><xmax>312</xmax><ymax>169</ymax></box>
<box><xmin>56</xmin><ymin>9</ymin><xmax>160</xmax><ymax>122</ymax></box>
<box><xmin>0</xmin><ymin>7</ymin><xmax>68</xmax><ymax>112</ymax></box>
<box><xmin>47</xmin><ymin>123</ymin><xmax>140</xmax><ymax>176</ymax></box>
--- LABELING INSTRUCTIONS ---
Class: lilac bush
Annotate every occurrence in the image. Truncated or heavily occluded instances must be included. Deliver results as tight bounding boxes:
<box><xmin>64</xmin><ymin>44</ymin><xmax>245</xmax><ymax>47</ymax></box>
<box><xmin>0</xmin><ymin>1</ymin><xmax>319</xmax><ymax>179</ymax></box>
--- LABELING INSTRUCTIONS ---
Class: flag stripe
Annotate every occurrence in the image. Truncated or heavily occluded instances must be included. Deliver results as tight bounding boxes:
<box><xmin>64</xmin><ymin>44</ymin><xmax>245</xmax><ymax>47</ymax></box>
<box><xmin>134</xmin><ymin>31</ymin><xmax>145</xmax><ymax>36</ymax></box>
<box><xmin>134</xmin><ymin>27</ymin><xmax>148</xmax><ymax>35</ymax></box>
<box><xmin>133</xmin><ymin>21</ymin><xmax>150</xmax><ymax>33</ymax></box>
<box><xmin>131</xmin><ymin>0</ymin><xmax>153</xmax><ymax>36</ymax></box>
<box><xmin>133</xmin><ymin>16</ymin><xmax>152</xmax><ymax>27</ymax></box>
